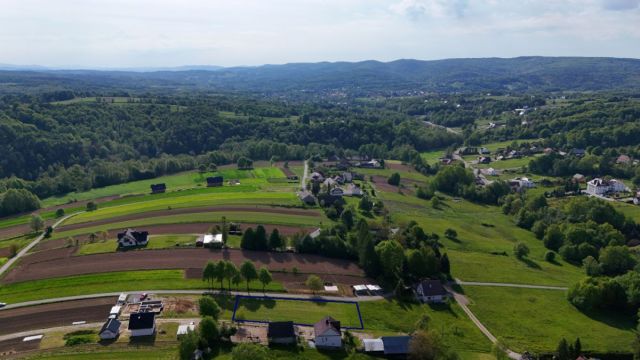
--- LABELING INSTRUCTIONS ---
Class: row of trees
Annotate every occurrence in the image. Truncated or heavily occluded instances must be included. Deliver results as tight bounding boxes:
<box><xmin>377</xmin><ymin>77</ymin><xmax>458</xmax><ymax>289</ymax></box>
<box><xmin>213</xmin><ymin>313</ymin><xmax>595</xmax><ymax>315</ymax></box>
<box><xmin>202</xmin><ymin>260</ymin><xmax>273</xmax><ymax>292</ymax></box>
<box><xmin>240</xmin><ymin>226</ymin><xmax>285</xmax><ymax>251</ymax></box>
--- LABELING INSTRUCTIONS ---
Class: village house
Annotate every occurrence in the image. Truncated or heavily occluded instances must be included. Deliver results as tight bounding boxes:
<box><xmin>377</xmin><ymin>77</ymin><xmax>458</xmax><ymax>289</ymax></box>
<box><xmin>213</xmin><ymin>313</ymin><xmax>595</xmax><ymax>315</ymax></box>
<box><xmin>206</xmin><ymin>176</ymin><xmax>223</xmax><ymax>187</ymax></box>
<box><xmin>267</xmin><ymin>321</ymin><xmax>297</xmax><ymax>345</ymax></box>
<box><xmin>509</xmin><ymin>177</ymin><xmax>536</xmax><ymax>190</ymax></box>
<box><xmin>358</xmin><ymin>159</ymin><xmax>382</xmax><ymax>169</ymax></box>
<box><xmin>364</xmin><ymin>336</ymin><xmax>411</xmax><ymax>357</ymax></box>
<box><xmin>415</xmin><ymin>279</ymin><xmax>449</xmax><ymax>303</ymax></box>
<box><xmin>341</xmin><ymin>172</ymin><xmax>353</xmax><ymax>183</ymax></box>
<box><xmin>479</xmin><ymin>147</ymin><xmax>490</xmax><ymax>154</ymax></box>
<box><xmin>128</xmin><ymin>312</ymin><xmax>156</xmax><ymax>337</ymax></box>
<box><xmin>297</xmin><ymin>191</ymin><xmax>316</xmax><ymax>205</ymax></box>
<box><xmin>570</xmin><ymin>148</ymin><xmax>586</xmax><ymax>157</ymax></box>
<box><xmin>197</xmin><ymin>233</ymin><xmax>223</xmax><ymax>248</ymax></box>
<box><xmin>314</xmin><ymin>316</ymin><xmax>342</xmax><ymax>349</ymax></box>
<box><xmin>99</xmin><ymin>318</ymin><xmax>121</xmax><ymax>340</ymax></box>
<box><xmin>310</xmin><ymin>172</ymin><xmax>324</xmax><ymax>182</ymax></box>
<box><xmin>480</xmin><ymin>168</ymin><xmax>498</xmax><ymax>176</ymax></box>
<box><xmin>572</xmin><ymin>173</ymin><xmax>586</xmax><ymax>183</ymax></box>
<box><xmin>586</xmin><ymin>178</ymin><xmax>629</xmax><ymax>196</ymax></box>
<box><xmin>117</xmin><ymin>229</ymin><xmax>149</xmax><ymax>248</ymax></box>
<box><xmin>617</xmin><ymin>155</ymin><xmax>632</xmax><ymax>165</ymax></box>
<box><xmin>343</xmin><ymin>184</ymin><xmax>363</xmax><ymax>197</ymax></box>
<box><xmin>323</xmin><ymin>178</ymin><xmax>337</xmax><ymax>188</ymax></box>
<box><xmin>478</xmin><ymin>156</ymin><xmax>491</xmax><ymax>164</ymax></box>
<box><xmin>329</xmin><ymin>187</ymin><xmax>344</xmax><ymax>197</ymax></box>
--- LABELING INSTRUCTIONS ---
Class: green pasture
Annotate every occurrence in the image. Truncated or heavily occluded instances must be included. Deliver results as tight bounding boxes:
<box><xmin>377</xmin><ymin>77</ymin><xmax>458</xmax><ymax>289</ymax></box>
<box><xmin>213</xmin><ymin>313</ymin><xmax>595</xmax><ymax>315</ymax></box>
<box><xmin>65</xmin><ymin>192</ymin><xmax>300</xmax><ymax>225</ymax></box>
<box><xmin>0</xmin><ymin>270</ymin><xmax>284</xmax><ymax>304</ymax></box>
<box><xmin>234</xmin><ymin>297</ymin><xmax>362</xmax><ymax>328</ymax></box>
<box><xmin>77</xmin><ymin>235</ymin><xmax>198</xmax><ymax>255</ymax></box>
<box><xmin>465</xmin><ymin>286</ymin><xmax>635</xmax><ymax>353</ymax></box>
<box><xmin>359</xmin><ymin>299</ymin><xmax>491</xmax><ymax>352</ymax></box>
<box><xmin>380</xmin><ymin>191</ymin><xmax>582</xmax><ymax>286</ymax></box>
<box><xmin>51</xmin><ymin>211</ymin><xmax>319</xmax><ymax>240</ymax></box>
<box><xmin>41</xmin><ymin>167</ymin><xmax>287</xmax><ymax>207</ymax></box>
<box><xmin>357</xmin><ymin>167</ymin><xmax>429</xmax><ymax>182</ymax></box>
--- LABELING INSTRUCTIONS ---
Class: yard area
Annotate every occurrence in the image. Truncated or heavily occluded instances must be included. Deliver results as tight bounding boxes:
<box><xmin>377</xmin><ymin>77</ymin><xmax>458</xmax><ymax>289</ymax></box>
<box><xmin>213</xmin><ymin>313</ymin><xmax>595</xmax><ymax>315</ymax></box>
<box><xmin>465</xmin><ymin>286</ymin><xmax>635</xmax><ymax>353</ymax></box>
<box><xmin>233</xmin><ymin>296</ymin><xmax>363</xmax><ymax>328</ymax></box>
<box><xmin>77</xmin><ymin>235</ymin><xmax>198</xmax><ymax>255</ymax></box>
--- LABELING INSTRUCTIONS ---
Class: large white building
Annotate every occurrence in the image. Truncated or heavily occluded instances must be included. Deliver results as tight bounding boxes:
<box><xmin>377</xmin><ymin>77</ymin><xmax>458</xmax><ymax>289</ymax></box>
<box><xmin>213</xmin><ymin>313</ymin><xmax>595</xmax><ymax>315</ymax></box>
<box><xmin>586</xmin><ymin>178</ymin><xmax>629</xmax><ymax>196</ymax></box>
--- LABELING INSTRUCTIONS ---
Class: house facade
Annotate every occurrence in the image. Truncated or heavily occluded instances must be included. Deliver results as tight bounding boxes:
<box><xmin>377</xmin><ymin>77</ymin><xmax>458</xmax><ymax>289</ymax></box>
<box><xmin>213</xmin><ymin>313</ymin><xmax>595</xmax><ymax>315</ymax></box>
<box><xmin>314</xmin><ymin>316</ymin><xmax>342</xmax><ymax>348</ymax></box>
<box><xmin>586</xmin><ymin>178</ymin><xmax>628</xmax><ymax>196</ymax></box>
<box><xmin>416</xmin><ymin>279</ymin><xmax>449</xmax><ymax>303</ymax></box>
<box><xmin>117</xmin><ymin>229</ymin><xmax>149</xmax><ymax>248</ymax></box>
<box><xmin>128</xmin><ymin>312</ymin><xmax>156</xmax><ymax>337</ymax></box>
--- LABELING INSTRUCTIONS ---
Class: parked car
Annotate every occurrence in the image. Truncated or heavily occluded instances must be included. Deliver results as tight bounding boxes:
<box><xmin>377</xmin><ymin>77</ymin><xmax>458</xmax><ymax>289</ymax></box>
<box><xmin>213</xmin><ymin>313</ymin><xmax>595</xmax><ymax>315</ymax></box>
<box><xmin>0</xmin><ymin>302</ymin><xmax>7</xmax><ymax>308</ymax></box>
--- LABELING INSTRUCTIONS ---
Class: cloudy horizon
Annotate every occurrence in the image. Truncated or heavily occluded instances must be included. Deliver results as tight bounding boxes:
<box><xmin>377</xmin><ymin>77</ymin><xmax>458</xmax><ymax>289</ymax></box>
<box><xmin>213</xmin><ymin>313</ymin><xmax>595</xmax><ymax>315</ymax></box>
<box><xmin>0</xmin><ymin>0</ymin><xmax>639</xmax><ymax>69</ymax></box>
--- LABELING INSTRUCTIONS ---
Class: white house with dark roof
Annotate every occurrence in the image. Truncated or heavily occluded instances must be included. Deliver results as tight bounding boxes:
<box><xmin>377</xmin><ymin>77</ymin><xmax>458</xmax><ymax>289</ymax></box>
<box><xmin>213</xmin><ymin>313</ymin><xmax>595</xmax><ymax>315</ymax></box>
<box><xmin>586</xmin><ymin>178</ymin><xmax>629</xmax><ymax>196</ymax></box>
<box><xmin>128</xmin><ymin>312</ymin><xmax>156</xmax><ymax>337</ymax></box>
<box><xmin>314</xmin><ymin>316</ymin><xmax>342</xmax><ymax>348</ymax></box>
<box><xmin>416</xmin><ymin>279</ymin><xmax>449</xmax><ymax>303</ymax></box>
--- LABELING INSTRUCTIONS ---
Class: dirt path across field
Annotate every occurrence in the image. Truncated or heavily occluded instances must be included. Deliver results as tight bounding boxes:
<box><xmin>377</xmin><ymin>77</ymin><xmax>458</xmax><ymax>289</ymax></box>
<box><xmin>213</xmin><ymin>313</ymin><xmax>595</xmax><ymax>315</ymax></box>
<box><xmin>57</xmin><ymin>206</ymin><xmax>322</xmax><ymax>232</ymax></box>
<box><xmin>0</xmin><ymin>297</ymin><xmax>116</xmax><ymax>336</ymax></box>
<box><xmin>34</xmin><ymin>223</ymin><xmax>314</xmax><ymax>252</ymax></box>
<box><xmin>3</xmin><ymin>248</ymin><xmax>365</xmax><ymax>284</ymax></box>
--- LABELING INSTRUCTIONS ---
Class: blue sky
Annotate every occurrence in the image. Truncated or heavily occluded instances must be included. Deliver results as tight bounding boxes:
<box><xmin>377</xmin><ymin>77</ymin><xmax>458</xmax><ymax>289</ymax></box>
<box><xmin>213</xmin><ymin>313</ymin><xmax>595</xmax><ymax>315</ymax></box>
<box><xmin>0</xmin><ymin>0</ymin><xmax>638</xmax><ymax>68</ymax></box>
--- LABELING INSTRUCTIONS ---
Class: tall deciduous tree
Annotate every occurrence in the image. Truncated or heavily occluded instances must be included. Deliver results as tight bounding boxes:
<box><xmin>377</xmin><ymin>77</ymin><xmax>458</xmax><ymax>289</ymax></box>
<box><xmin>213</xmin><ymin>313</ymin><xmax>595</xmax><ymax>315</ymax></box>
<box><xmin>240</xmin><ymin>261</ymin><xmax>258</xmax><ymax>292</ymax></box>
<box><xmin>258</xmin><ymin>267</ymin><xmax>272</xmax><ymax>292</ymax></box>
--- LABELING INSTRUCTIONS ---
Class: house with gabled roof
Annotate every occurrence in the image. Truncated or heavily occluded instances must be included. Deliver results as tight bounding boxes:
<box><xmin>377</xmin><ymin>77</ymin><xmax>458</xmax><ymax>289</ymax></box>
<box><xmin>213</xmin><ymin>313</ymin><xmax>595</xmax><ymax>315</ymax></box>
<box><xmin>99</xmin><ymin>318</ymin><xmax>121</xmax><ymax>340</ymax></box>
<box><xmin>416</xmin><ymin>279</ymin><xmax>449</xmax><ymax>303</ymax></box>
<box><xmin>314</xmin><ymin>316</ymin><xmax>342</xmax><ymax>348</ymax></box>
<box><xmin>128</xmin><ymin>312</ymin><xmax>156</xmax><ymax>337</ymax></box>
<box><xmin>117</xmin><ymin>229</ymin><xmax>149</xmax><ymax>248</ymax></box>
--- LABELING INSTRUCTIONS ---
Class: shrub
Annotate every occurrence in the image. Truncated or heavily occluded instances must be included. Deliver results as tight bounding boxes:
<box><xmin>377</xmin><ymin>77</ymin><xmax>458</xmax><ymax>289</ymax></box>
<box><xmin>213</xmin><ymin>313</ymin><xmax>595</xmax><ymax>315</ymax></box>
<box><xmin>513</xmin><ymin>242</ymin><xmax>530</xmax><ymax>259</ymax></box>
<box><xmin>544</xmin><ymin>251</ymin><xmax>556</xmax><ymax>262</ymax></box>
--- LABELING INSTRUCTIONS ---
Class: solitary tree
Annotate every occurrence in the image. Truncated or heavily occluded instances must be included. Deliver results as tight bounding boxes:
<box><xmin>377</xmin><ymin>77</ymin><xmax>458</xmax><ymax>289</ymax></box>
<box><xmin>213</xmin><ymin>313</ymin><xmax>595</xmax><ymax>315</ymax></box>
<box><xmin>258</xmin><ymin>267</ymin><xmax>272</xmax><ymax>293</ymax></box>
<box><xmin>444</xmin><ymin>228</ymin><xmax>457</xmax><ymax>240</ymax></box>
<box><xmin>306</xmin><ymin>275</ymin><xmax>323</xmax><ymax>294</ymax></box>
<box><xmin>513</xmin><ymin>242</ymin><xmax>530</xmax><ymax>259</ymax></box>
<box><xmin>198</xmin><ymin>296</ymin><xmax>221</xmax><ymax>320</ymax></box>
<box><xmin>388</xmin><ymin>172</ymin><xmax>401</xmax><ymax>186</ymax></box>
<box><xmin>215</xmin><ymin>261</ymin><xmax>226</xmax><ymax>290</ymax></box>
<box><xmin>55</xmin><ymin>208</ymin><xmax>65</xmax><ymax>218</ymax></box>
<box><xmin>86</xmin><ymin>201</ymin><xmax>97</xmax><ymax>211</ymax></box>
<box><xmin>240</xmin><ymin>261</ymin><xmax>258</xmax><ymax>292</ymax></box>
<box><xmin>30</xmin><ymin>214</ymin><xmax>44</xmax><ymax>233</ymax></box>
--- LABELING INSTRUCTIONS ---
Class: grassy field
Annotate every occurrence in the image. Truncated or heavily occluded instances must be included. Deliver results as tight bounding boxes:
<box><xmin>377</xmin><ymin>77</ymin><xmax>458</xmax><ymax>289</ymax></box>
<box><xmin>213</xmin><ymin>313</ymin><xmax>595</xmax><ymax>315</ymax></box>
<box><xmin>41</xmin><ymin>167</ymin><xmax>288</xmax><ymax>207</ymax></box>
<box><xmin>77</xmin><ymin>235</ymin><xmax>198</xmax><ymax>255</ymax></box>
<box><xmin>0</xmin><ymin>270</ymin><xmax>284</xmax><ymax>303</ymax></box>
<box><xmin>465</xmin><ymin>286</ymin><xmax>635</xmax><ymax>353</ymax></box>
<box><xmin>380</xmin><ymin>191</ymin><xmax>583</xmax><ymax>286</ymax></box>
<box><xmin>234</xmin><ymin>297</ymin><xmax>362</xmax><ymax>328</ymax></box>
<box><xmin>51</xmin><ymin>211</ymin><xmax>319</xmax><ymax>241</ymax></box>
<box><xmin>358</xmin><ymin>299</ymin><xmax>491</xmax><ymax>352</ymax></box>
<box><xmin>357</xmin><ymin>167</ymin><xmax>429</xmax><ymax>182</ymax></box>
<box><xmin>476</xmin><ymin>156</ymin><xmax>535</xmax><ymax>170</ymax></box>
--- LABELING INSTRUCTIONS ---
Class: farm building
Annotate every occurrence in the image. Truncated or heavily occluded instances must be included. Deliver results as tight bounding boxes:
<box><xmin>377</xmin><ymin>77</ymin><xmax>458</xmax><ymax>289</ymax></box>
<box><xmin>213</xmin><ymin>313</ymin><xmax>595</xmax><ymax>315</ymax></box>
<box><xmin>478</xmin><ymin>156</ymin><xmax>491</xmax><ymax>164</ymax></box>
<box><xmin>314</xmin><ymin>316</ymin><xmax>342</xmax><ymax>349</ymax></box>
<box><xmin>509</xmin><ymin>177</ymin><xmax>535</xmax><ymax>190</ymax></box>
<box><xmin>352</xmin><ymin>285</ymin><xmax>368</xmax><ymax>296</ymax></box>
<box><xmin>109</xmin><ymin>305</ymin><xmax>121</xmax><ymax>319</ymax></box>
<box><xmin>381</xmin><ymin>336</ymin><xmax>411</xmax><ymax>356</ymax></box>
<box><xmin>363</xmin><ymin>338</ymin><xmax>384</xmax><ymax>353</ymax></box>
<box><xmin>416</xmin><ymin>279</ymin><xmax>449</xmax><ymax>303</ymax></box>
<box><xmin>99</xmin><ymin>318</ymin><xmax>121</xmax><ymax>340</ymax></box>
<box><xmin>117</xmin><ymin>229</ymin><xmax>149</xmax><ymax>248</ymax></box>
<box><xmin>309</xmin><ymin>228</ymin><xmax>322</xmax><ymax>239</ymax></box>
<box><xmin>267</xmin><ymin>321</ymin><xmax>296</xmax><ymax>345</ymax></box>
<box><xmin>128</xmin><ymin>312</ymin><xmax>156</xmax><ymax>337</ymax></box>
<box><xmin>298</xmin><ymin>191</ymin><xmax>316</xmax><ymax>205</ymax></box>
<box><xmin>329</xmin><ymin>188</ymin><xmax>344</xmax><ymax>197</ymax></box>
<box><xmin>310</xmin><ymin>172</ymin><xmax>324</xmax><ymax>182</ymax></box>
<box><xmin>206</xmin><ymin>176</ymin><xmax>223</xmax><ymax>187</ymax></box>
<box><xmin>358</xmin><ymin>159</ymin><xmax>382</xmax><ymax>168</ymax></box>
<box><xmin>150</xmin><ymin>183</ymin><xmax>166</xmax><ymax>194</ymax></box>
<box><xmin>586</xmin><ymin>178</ymin><xmax>629</xmax><ymax>196</ymax></box>
<box><xmin>343</xmin><ymin>184</ymin><xmax>363</xmax><ymax>197</ymax></box>
<box><xmin>198</xmin><ymin>234</ymin><xmax>223</xmax><ymax>248</ymax></box>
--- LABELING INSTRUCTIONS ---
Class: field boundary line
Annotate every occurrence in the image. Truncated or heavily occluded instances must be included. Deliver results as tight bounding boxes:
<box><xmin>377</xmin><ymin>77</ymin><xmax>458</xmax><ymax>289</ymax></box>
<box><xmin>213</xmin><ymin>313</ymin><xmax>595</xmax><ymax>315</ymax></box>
<box><xmin>231</xmin><ymin>294</ymin><xmax>364</xmax><ymax>330</ymax></box>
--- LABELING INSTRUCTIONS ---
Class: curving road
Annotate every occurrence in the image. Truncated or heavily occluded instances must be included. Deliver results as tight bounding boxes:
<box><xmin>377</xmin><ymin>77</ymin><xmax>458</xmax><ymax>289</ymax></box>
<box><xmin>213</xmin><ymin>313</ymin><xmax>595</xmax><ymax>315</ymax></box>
<box><xmin>0</xmin><ymin>212</ymin><xmax>82</xmax><ymax>277</ymax></box>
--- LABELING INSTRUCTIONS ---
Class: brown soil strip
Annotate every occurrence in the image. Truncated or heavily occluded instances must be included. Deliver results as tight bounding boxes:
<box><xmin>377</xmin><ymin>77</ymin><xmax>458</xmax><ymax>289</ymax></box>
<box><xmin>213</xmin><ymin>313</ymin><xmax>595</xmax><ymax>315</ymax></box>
<box><xmin>3</xmin><ymin>248</ymin><xmax>364</xmax><ymax>284</ymax></box>
<box><xmin>0</xmin><ymin>297</ymin><xmax>116</xmax><ymax>336</ymax></box>
<box><xmin>57</xmin><ymin>206</ymin><xmax>321</xmax><ymax>232</ymax></box>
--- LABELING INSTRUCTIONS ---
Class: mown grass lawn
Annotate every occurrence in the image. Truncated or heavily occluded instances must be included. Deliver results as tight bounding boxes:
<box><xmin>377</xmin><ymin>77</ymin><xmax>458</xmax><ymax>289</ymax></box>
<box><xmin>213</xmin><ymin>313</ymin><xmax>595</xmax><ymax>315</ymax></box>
<box><xmin>77</xmin><ymin>235</ymin><xmax>198</xmax><ymax>255</ymax></box>
<box><xmin>41</xmin><ymin>167</ymin><xmax>287</xmax><ymax>207</ymax></box>
<box><xmin>380</xmin><ymin>191</ymin><xmax>583</xmax><ymax>286</ymax></box>
<box><xmin>465</xmin><ymin>286</ymin><xmax>635</xmax><ymax>353</ymax></box>
<box><xmin>0</xmin><ymin>270</ymin><xmax>285</xmax><ymax>304</ymax></box>
<box><xmin>234</xmin><ymin>297</ymin><xmax>362</xmax><ymax>328</ymax></box>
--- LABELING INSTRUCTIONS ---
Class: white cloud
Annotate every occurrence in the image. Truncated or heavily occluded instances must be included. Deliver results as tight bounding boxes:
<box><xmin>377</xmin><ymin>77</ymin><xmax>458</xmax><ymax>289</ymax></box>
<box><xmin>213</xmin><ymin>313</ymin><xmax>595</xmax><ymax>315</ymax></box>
<box><xmin>0</xmin><ymin>0</ymin><xmax>637</xmax><ymax>67</ymax></box>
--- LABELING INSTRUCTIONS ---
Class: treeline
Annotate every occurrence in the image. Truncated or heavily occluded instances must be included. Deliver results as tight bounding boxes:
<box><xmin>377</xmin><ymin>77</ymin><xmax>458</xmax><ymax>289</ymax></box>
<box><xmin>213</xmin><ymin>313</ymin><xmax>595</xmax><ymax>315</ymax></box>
<box><xmin>0</xmin><ymin>188</ymin><xmax>40</xmax><ymax>216</ymax></box>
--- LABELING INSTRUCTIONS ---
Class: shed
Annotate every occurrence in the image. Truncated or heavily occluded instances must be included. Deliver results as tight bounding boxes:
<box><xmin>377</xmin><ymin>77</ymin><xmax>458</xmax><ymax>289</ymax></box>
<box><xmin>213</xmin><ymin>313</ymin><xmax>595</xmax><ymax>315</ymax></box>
<box><xmin>202</xmin><ymin>234</ymin><xmax>223</xmax><ymax>248</ymax></box>
<box><xmin>150</xmin><ymin>183</ymin><xmax>166</xmax><ymax>194</ymax></box>
<box><xmin>363</xmin><ymin>338</ymin><xmax>384</xmax><ymax>352</ymax></box>
<box><xmin>352</xmin><ymin>284</ymin><xmax>368</xmax><ymax>296</ymax></box>
<box><xmin>207</xmin><ymin>176</ymin><xmax>224</xmax><ymax>187</ymax></box>
<box><xmin>109</xmin><ymin>305</ymin><xmax>122</xmax><ymax>317</ymax></box>
<box><xmin>99</xmin><ymin>318</ymin><xmax>121</xmax><ymax>340</ymax></box>
<box><xmin>267</xmin><ymin>321</ymin><xmax>296</xmax><ymax>345</ymax></box>
<box><xmin>381</xmin><ymin>336</ymin><xmax>411</xmax><ymax>355</ymax></box>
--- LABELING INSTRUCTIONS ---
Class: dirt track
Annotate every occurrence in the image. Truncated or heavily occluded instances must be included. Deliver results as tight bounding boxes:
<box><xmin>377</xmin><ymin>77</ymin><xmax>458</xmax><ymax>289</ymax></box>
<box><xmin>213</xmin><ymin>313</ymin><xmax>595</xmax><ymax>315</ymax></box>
<box><xmin>0</xmin><ymin>297</ymin><xmax>116</xmax><ymax>336</ymax></box>
<box><xmin>34</xmin><ymin>223</ymin><xmax>314</xmax><ymax>252</ymax></box>
<box><xmin>3</xmin><ymin>248</ymin><xmax>365</xmax><ymax>284</ymax></box>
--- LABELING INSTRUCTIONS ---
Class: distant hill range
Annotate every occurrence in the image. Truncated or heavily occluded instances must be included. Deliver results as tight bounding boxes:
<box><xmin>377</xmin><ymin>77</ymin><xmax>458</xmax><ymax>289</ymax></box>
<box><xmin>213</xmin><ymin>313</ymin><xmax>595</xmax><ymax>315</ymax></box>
<box><xmin>1</xmin><ymin>57</ymin><xmax>639</xmax><ymax>95</ymax></box>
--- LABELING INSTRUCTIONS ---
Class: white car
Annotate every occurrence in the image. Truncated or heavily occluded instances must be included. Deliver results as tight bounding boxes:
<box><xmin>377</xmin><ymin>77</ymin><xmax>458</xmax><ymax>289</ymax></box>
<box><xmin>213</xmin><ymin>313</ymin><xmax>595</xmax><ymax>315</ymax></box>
<box><xmin>0</xmin><ymin>302</ymin><xmax>6</xmax><ymax>308</ymax></box>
